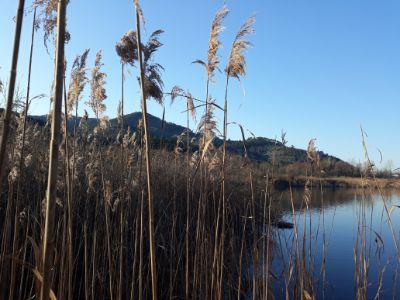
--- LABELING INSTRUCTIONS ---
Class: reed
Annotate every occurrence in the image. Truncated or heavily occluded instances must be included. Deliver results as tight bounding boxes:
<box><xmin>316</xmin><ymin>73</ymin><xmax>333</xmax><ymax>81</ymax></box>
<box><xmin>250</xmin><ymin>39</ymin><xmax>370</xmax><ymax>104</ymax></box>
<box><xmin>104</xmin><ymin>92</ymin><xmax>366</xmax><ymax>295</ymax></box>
<box><xmin>40</xmin><ymin>0</ymin><xmax>67</xmax><ymax>299</ymax></box>
<box><xmin>0</xmin><ymin>2</ymin><xmax>398</xmax><ymax>300</ymax></box>
<box><xmin>133</xmin><ymin>2</ymin><xmax>164</xmax><ymax>298</ymax></box>
<box><xmin>170</xmin><ymin>85</ymin><xmax>196</xmax><ymax>298</ymax></box>
<box><xmin>8</xmin><ymin>7</ymin><xmax>37</xmax><ymax>299</ymax></box>
<box><xmin>219</xmin><ymin>15</ymin><xmax>255</xmax><ymax>296</ymax></box>
<box><xmin>0</xmin><ymin>0</ymin><xmax>26</xmax><ymax>189</ymax></box>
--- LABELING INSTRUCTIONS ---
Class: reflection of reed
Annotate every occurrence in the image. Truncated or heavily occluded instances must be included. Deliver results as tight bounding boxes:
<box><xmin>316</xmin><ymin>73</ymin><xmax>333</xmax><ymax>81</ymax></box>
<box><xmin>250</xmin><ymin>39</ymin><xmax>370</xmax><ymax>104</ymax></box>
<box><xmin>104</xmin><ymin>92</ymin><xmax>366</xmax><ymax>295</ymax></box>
<box><xmin>271</xmin><ymin>181</ymin><xmax>400</xmax><ymax>298</ymax></box>
<box><xmin>274</xmin><ymin>188</ymin><xmax>400</xmax><ymax>213</ymax></box>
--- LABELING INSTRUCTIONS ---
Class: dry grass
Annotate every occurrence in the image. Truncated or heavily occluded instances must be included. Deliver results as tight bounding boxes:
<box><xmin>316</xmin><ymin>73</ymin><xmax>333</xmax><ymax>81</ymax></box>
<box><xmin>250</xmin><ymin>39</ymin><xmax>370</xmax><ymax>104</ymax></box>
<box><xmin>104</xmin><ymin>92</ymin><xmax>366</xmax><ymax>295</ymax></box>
<box><xmin>0</xmin><ymin>2</ymin><xmax>398</xmax><ymax>300</ymax></box>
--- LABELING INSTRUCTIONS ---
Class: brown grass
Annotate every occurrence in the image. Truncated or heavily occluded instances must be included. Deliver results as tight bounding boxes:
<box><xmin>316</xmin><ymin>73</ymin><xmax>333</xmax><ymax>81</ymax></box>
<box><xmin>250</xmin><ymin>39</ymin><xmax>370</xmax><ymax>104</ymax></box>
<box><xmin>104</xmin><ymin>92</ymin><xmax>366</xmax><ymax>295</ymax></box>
<box><xmin>0</xmin><ymin>2</ymin><xmax>398</xmax><ymax>300</ymax></box>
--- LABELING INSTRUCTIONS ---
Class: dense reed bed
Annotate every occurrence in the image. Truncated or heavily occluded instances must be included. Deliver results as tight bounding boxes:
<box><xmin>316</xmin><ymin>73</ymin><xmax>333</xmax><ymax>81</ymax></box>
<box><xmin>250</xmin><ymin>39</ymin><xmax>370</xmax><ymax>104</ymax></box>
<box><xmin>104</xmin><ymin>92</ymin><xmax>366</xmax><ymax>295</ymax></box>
<box><xmin>0</xmin><ymin>120</ymin><xmax>272</xmax><ymax>299</ymax></box>
<box><xmin>0</xmin><ymin>1</ymin><xmax>399</xmax><ymax>299</ymax></box>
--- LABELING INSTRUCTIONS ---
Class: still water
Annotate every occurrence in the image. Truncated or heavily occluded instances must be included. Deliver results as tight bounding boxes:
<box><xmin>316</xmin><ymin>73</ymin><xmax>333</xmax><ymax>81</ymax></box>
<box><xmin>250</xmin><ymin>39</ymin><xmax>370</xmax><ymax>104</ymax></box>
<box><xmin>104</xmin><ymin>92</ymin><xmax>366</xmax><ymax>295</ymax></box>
<box><xmin>271</xmin><ymin>188</ymin><xmax>400</xmax><ymax>299</ymax></box>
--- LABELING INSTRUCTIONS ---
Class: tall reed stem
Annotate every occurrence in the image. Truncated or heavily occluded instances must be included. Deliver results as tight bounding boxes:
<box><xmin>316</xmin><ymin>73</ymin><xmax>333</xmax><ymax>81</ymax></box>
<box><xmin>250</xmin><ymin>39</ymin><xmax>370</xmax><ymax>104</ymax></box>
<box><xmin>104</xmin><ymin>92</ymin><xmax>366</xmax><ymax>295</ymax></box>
<box><xmin>0</xmin><ymin>0</ymin><xmax>25</xmax><ymax>186</ymax></box>
<box><xmin>9</xmin><ymin>7</ymin><xmax>36</xmax><ymax>300</ymax></box>
<box><xmin>40</xmin><ymin>0</ymin><xmax>67</xmax><ymax>299</ymax></box>
<box><xmin>134</xmin><ymin>1</ymin><xmax>157</xmax><ymax>299</ymax></box>
<box><xmin>63</xmin><ymin>75</ymin><xmax>73</xmax><ymax>300</ymax></box>
<box><xmin>185</xmin><ymin>103</ymin><xmax>190</xmax><ymax>299</ymax></box>
<box><xmin>218</xmin><ymin>75</ymin><xmax>229</xmax><ymax>296</ymax></box>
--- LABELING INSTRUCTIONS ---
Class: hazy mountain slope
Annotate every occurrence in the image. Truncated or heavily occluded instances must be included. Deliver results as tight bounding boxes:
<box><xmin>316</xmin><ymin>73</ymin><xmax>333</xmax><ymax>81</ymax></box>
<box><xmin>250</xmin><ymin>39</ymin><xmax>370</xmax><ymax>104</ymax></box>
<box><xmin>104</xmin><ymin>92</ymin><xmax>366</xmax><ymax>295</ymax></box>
<box><xmin>26</xmin><ymin>111</ymin><xmax>347</xmax><ymax>169</ymax></box>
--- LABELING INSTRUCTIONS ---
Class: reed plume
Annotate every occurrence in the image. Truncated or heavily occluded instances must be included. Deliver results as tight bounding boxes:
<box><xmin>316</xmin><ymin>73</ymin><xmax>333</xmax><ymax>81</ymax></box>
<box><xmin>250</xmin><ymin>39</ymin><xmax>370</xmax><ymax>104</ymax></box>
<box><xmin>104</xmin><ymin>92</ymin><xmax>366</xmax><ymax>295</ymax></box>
<box><xmin>307</xmin><ymin>138</ymin><xmax>317</xmax><ymax>163</ymax></box>
<box><xmin>116</xmin><ymin>29</ymin><xmax>165</xmax><ymax>104</ymax></box>
<box><xmin>67</xmin><ymin>49</ymin><xmax>89</xmax><ymax>114</ymax></box>
<box><xmin>133</xmin><ymin>1</ymin><xmax>165</xmax><ymax>298</ymax></box>
<box><xmin>192</xmin><ymin>5</ymin><xmax>229</xmax><ymax>81</ymax></box>
<box><xmin>115</xmin><ymin>30</ymin><xmax>139</xmax><ymax>65</ymax></box>
<box><xmin>198</xmin><ymin>97</ymin><xmax>217</xmax><ymax>142</ymax></box>
<box><xmin>194</xmin><ymin>5</ymin><xmax>228</xmax><ymax>155</ymax></box>
<box><xmin>170</xmin><ymin>85</ymin><xmax>196</xmax><ymax>121</ymax></box>
<box><xmin>216</xmin><ymin>14</ymin><xmax>255</xmax><ymax>296</ymax></box>
<box><xmin>207</xmin><ymin>5</ymin><xmax>229</xmax><ymax>80</ymax></box>
<box><xmin>225</xmin><ymin>15</ymin><xmax>255</xmax><ymax>79</ymax></box>
<box><xmin>88</xmin><ymin>51</ymin><xmax>107</xmax><ymax>120</ymax></box>
<box><xmin>34</xmin><ymin>0</ymin><xmax>70</xmax><ymax>49</ymax></box>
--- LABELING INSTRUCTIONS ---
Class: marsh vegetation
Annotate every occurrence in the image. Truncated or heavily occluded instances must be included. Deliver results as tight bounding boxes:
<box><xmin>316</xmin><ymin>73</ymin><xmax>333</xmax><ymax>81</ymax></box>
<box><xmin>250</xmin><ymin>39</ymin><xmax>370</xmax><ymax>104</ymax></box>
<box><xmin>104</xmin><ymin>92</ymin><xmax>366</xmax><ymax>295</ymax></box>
<box><xmin>0</xmin><ymin>1</ymin><xmax>399</xmax><ymax>299</ymax></box>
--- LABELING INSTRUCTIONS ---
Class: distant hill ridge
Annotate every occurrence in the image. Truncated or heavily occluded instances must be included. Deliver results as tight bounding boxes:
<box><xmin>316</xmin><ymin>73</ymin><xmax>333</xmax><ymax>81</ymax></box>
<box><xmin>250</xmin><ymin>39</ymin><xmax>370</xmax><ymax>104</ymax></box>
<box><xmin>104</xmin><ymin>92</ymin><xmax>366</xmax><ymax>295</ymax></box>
<box><xmin>25</xmin><ymin>111</ymin><xmax>347</xmax><ymax>169</ymax></box>
<box><xmin>29</xmin><ymin>111</ymin><xmax>188</xmax><ymax>138</ymax></box>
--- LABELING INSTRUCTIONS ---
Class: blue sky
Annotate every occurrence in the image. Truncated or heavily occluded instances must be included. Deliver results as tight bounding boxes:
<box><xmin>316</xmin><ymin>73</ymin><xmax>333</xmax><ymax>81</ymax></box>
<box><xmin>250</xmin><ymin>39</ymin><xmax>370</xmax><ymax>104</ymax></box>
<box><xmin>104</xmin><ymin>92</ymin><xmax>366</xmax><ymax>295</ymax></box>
<box><xmin>1</xmin><ymin>0</ymin><xmax>399</xmax><ymax>169</ymax></box>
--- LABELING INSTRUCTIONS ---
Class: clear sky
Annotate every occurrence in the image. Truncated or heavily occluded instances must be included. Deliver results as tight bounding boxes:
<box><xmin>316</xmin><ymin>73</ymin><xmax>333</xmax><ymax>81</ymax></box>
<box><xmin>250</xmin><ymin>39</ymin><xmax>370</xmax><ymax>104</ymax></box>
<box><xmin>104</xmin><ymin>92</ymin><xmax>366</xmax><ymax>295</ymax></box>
<box><xmin>1</xmin><ymin>0</ymin><xmax>399</xmax><ymax>169</ymax></box>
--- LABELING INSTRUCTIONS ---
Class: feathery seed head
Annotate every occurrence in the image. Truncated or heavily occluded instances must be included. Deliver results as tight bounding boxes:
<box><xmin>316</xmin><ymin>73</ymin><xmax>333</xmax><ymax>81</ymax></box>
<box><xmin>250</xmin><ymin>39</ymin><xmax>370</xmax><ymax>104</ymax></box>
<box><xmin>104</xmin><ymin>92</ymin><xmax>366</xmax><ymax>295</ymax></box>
<box><xmin>307</xmin><ymin>138</ymin><xmax>317</xmax><ymax>163</ymax></box>
<box><xmin>143</xmin><ymin>62</ymin><xmax>164</xmax><ymax>103</ymax></box>
<box><xmin>186</xmin><ymin>91</ymin><xmax>196</xmax><ymax>122</ymax></box>
<box><xmin>117</xmin><ymin>29</ymin><xmax>164</xmax><ymax>103</ymax></box>
<box><xmin>99</xmin><ymin>116</ymin><xmax>110</xmax><ymax>130</ymax></box>
<box><xmin>134</xmin><ymin>0</ymin><xmax>146</xmax><ymax>27</ymax></box>
<box><xmin>88</xmin><ymin>50</ymin><xmax>107</xmax><ymax>119</ymax></box>
<box><xmin>34</xmin><ymin>0</ymin><xmax>71</xmax><ymax>49</ymax></box>
<box><xmin>116</xmin><ymin>30</ymin><xmax>139</xmax><ymax>65</ymax></box>
<box><xmin>198</xmin><ymin>97</ymin><xmax>216</xmax><ymax>144</ymax></box>
<box><xmin>226</xmin><ymin>15</ymin><xmax>255</xmax><ymax>79</ymax></box>
<box><xmin>170</xmin><ymin>86</ymin><xmax>196</xmax><ymax>121</ymax></box>
<box><xmin>170</xmin><ymin>86</ymin><xmax>184</xmax><ymax>104</ymax></box>
<box><xmin>143</xmin><ymin>30</ymin><xmax>164</xmax><ymax>63</ymax></box>
<box><xmin>67</xmin><ymin>49</ymin><xmax>90</xmax><ymax>114</ymax></box>
<box><xmin>207</xmin><ymin>5</ymin><xmax>229</xmax><ymax>80</ymax></box>
<box><xmin>117</xmin><ymin>100</ymin><xmax>123</xmax><ymax>125</ymax></box>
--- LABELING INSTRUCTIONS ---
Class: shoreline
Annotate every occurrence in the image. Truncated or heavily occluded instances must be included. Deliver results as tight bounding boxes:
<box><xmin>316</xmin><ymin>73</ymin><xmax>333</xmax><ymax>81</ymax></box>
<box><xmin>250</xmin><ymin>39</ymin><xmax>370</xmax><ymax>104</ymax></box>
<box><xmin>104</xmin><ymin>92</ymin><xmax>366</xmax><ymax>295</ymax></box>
<box><xmin>273</xmin><ymin>176</ymin><xmax>400</xmax><ymax>190</ymax></box>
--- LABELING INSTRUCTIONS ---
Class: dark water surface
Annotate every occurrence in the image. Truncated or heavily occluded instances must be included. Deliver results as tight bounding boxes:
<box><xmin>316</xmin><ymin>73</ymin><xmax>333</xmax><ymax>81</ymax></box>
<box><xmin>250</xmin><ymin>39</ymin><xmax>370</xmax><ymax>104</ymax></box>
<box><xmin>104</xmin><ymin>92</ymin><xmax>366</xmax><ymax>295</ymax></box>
<box><xmin>271</xmin><ymin>188</ymin><xmax>400</xmax><ymax>299</ymax></box>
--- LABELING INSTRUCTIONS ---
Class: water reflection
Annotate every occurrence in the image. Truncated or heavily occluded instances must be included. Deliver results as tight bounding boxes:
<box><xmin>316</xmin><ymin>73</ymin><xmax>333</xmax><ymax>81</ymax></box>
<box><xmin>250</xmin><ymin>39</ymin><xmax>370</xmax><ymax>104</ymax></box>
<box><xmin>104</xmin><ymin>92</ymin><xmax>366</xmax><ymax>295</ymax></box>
<box><xmin>273</xmin><ymin>188</ymin><xmax>400</xmax><ymax>213</ymax></box>
<box><xmin>271</xmin><ymin>188</ymin><xmax>400</xmax><ymax>299</ymax></box>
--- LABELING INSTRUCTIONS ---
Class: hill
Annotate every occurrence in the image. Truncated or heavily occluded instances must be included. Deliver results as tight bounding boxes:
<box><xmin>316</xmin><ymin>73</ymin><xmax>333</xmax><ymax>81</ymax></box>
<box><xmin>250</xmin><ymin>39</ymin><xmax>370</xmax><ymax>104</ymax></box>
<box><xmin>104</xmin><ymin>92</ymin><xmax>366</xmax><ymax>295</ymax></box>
<box><xmin>25</xmin><ymin>111</ymin><xmax>354</xmax><ymax>175</ymax></box>
<box><xmin>29</xmin><ymin>111</ymin><xmax>188</xmax><ymax>138</ymax></box>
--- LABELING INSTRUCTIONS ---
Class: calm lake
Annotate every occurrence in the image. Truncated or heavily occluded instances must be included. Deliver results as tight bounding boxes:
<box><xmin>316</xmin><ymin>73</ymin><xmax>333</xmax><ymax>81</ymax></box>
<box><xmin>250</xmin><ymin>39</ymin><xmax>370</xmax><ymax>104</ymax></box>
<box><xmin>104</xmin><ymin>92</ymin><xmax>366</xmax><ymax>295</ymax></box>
<box><xmin>271</xmin><ymin>188</ymin><xmax>400</xmax><ymax>299</ymax></box>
